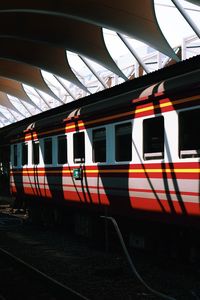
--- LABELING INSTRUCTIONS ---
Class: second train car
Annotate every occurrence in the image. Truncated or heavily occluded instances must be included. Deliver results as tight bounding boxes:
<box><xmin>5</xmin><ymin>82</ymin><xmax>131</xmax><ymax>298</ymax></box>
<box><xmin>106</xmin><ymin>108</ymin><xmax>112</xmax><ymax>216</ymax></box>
<box><xmin>3</xmin><ymin>55</ymin><xmax>200</xmax><ymax>234</ymax></box>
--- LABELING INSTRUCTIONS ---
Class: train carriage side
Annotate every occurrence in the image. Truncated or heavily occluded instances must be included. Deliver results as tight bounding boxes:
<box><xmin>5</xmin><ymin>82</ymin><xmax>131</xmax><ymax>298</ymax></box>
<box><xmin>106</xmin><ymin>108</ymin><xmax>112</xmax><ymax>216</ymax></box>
<box><xmin>9</xmin><ymin>64</ymin><xmax>200</xmax><ymax>226</ymax></box>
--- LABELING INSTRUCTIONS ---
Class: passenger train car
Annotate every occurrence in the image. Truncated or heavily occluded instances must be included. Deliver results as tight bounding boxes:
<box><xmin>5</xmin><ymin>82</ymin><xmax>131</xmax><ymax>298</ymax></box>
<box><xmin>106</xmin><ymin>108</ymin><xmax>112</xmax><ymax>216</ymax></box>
<box><xmin>1</xmin><ymin>55</ymin><xmax>200</xmax><ymax>234</ymax></box>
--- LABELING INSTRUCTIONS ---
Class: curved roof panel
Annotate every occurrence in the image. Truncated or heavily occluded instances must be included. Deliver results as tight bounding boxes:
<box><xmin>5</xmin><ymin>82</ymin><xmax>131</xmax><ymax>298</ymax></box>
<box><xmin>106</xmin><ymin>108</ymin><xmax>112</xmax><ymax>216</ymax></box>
<box><xmin>0</xmin><ymin>78</ymin><xmax>37</xmax><ymax>107</ymax></box>
<box><xmin>185</xmin><ymin>0</ymin><xmax>200</xmax><ymax>5</ymax></box>
<box><xmin>0</xmin><ymin>59</ymin><xmax>61</xmax><ymax>101</ymax></box>
<box><xmin>0</xmin><ymin>38</ymin><xmax>89</xmax><ymax>92</ymax></box>
<box><xmin>0</xmin><ymin>90</ymin><xmax>25</xmax><ymax>114</ymax></box>
<box><xmin>0</xmin><ymin>12</ymin><xmax>126</xmax><ymax>79</ymax></box>
<box><xmin>0</xmin><ymin>0</ymin><xmax>178</xmax><ymax>60</ymax></box>
<box><xmin>0</xmin><ymin>0</ymin><xmax>198</xmax><ymax>126</ymax></box>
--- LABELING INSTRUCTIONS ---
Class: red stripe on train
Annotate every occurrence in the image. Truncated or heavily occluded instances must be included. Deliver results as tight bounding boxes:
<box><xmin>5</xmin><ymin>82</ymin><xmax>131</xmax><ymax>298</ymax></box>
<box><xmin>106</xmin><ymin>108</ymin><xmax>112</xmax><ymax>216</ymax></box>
<box><xmin>11</xmin><ymin>186</ymin><xmax>200</xmax><ymax>216</ymax></box>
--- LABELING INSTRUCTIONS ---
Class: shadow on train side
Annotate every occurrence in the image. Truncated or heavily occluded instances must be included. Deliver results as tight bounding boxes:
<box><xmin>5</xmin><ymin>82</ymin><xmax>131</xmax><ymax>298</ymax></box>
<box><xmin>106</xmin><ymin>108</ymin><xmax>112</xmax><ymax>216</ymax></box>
<box><xmin>8</xmin><ymin>75</ymin><xmax>200</xmax><ymax>232</ymax></box>
<box><xmin>162</xmin><ymin>79</ymin><xmax>200</xmax><ymax>217</ymax></box>
<box><xmin>38</xmin><ymin>126</ymin><xmax>66</xmax><ymax>226</ymax></box>
<box><xmin>11</xmin><ymin>134</ymin><xmax>29</xmax><ymax>210</ymax></box>
<box><xmin>0</xmin><ymin>144</ymin><xmax>11</xmax><ymax>201</ymax></box>
<box><xmin>59</xmin><ymin>79</ymin><xmax>197</xmax><ymax>231</ymax></box>
<box><xmin>151</xmin><ymin>82</ymin><xmax>187</xmax><ymax>216</ymax></box>
<box><xmin>89</xmin><ymin>81</ymin><xmax>185</xmax><ymax>224</ymax></box>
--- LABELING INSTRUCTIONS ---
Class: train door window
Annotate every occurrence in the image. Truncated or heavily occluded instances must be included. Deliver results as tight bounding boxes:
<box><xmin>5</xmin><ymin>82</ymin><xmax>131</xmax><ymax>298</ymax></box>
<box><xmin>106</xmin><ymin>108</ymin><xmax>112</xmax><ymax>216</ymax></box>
<box><xmin>73</xmin><ymin>132</ymin><xmax>85</xmax><ymax>163</ymax></box>
<box><xmin>57</xmin><ymin>135</ymin><xmax>67</xmax><ymax>164</ymax></box>
<box><xmin>32</xmin><ymin>140</ymin><xmax>39</xmax><ymax>165</ymax></box>
<box><xmin>179</xmin><ymin>108</ymin><xmax>200</xmax><ymax>158</ymax></box>
<box><xmin>22</xmin><ymin>143</ymin><xmax>28</xmax><ymax>166</ymax></box>
<box><xmin>143</xmin><ymin>116</ymin><xmax>164</xmax><ymax>160</ymax></box>
<box><xmin>115</xmin><ymin>122</ymin><xmax>132</xmax><ymax>162</ymax></box>
<box><xmin>13</xmin><ymin>144</ymin><xmax>18</xmax><ymax>167</ymax></box>
<box><xmin>44</xmin><ymin>138</ymin><xmax>52</xmax><ymax>164</ymax></box>
<box><xmin>92</xmin><ymin>128</ymin><xmax>106</xmax><ymax>163</ymax></box>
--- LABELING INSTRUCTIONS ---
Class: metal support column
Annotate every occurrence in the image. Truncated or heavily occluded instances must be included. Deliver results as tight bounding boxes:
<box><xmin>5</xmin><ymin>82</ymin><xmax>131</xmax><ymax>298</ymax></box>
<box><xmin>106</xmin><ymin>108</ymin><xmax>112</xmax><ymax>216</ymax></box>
<box><xmin>7</xmin><ymin>108</ymin><xmax>19</xmax><ymax>122</ymax></box>
<box><xmin>18</xmin><ymin>99</ymin><xmax>33</xmax><ymax>116</ymax></box>
<box><xmin>171</xmin><ymin>0</ymin><xmax>200</xmax><ymax>39</ymax></box>
<box><xmin>0</xmin><ymin>111</ymin><xmax>13</xmax><ymax>124</ymax></box>
<box><xmin>78</xmin><ymin>55</ymin><xmax>108</xmax><ymax>89</ymax></box>
<box><xmin>117</xmin><ymin>33</ymin><xmax>150</xmax><ymax>74</ymax></box>
<box><xmin>34</xmin><ymin>89</ymin><xmax>52</xmax><ymax>109</ymax></box>
<box><xmin>53</xmin><ymin>75</ymin><xmax>76</xmax><ymax>101</ymax></box>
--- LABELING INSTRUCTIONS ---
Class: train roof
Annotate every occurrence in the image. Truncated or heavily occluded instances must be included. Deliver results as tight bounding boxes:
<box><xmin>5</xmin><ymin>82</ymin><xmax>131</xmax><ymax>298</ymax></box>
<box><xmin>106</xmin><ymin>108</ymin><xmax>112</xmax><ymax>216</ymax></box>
<box><xmin>1</xmin><ymin>54</ymin><xmax>200</xmax><ymax>143</ymax></box>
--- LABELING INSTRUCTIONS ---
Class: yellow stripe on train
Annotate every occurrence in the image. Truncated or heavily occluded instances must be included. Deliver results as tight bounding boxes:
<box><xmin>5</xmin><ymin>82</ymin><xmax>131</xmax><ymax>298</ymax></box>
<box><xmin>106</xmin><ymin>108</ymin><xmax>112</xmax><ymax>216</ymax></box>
<box><xmin>10</xmin><ymin>168</ymin><xmax>200</xmax><ymax>175</ymax></box>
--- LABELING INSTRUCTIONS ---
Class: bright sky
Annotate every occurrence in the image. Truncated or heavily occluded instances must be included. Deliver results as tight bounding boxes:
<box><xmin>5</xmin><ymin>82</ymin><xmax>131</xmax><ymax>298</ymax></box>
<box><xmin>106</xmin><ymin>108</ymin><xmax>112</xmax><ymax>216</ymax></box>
<box><xmin>155</xmin><ymin>0</ymin><xmax>200</xmax><ymax>47</ymax></box>
<box><xmin>67</xmin><ymin>0</ymin><xmax>200</xmax><ymax>71</ymax></box>
<box><xmin>103</xmin><ymin>0</ymin><xmax>200</xmax><ymax>58</ymax></box>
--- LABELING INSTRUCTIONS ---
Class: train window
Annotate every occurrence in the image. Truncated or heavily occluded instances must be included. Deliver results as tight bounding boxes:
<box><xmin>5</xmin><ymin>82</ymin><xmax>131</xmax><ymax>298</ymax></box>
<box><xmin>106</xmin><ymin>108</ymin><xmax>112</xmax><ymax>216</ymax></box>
<box><xmin>73</xmin><ymin>132</ymin><xmax>85</xmax><ymax>163</ymax></box>
<box><xmin>22</xmin><ymin>143</ymin><xmax>28</xmax><ymax>166</ymax></box>
<box><xmin>32</xmin><ymin>140</ymin><xmax>39</xmax><ymax>165</ymax></box>
<box><xmin>44</xmin><ymin>138</ymin><xmax>52</xmax><ymax>164</ymax></box>
<box><xmin>143</xmin><ymin>116</ymin><xmax>164</xmax><ymax>160</ymax></box>
<box><xmin>179</xmin><ymin>109</ymin><xmax>200</xmax><ymax>158</ymax></box>
<box><xmin>57</xmin><ymin>135</ymin><xmax>67</xmax><ymax>164</ymax></box>
<box><xmin>115</xmin><ymin>122</ymin><xmax>132</xmax><ymax>162</ymax></box>
<box><xmin>92</xmin><ymin>128</ymin><xmax>106</xmax><ymax>163</ymax></box>
<box><xmin>13</xmin><ymin>144</ymin><xmax>18</xmax><ymax>167</ymax></box>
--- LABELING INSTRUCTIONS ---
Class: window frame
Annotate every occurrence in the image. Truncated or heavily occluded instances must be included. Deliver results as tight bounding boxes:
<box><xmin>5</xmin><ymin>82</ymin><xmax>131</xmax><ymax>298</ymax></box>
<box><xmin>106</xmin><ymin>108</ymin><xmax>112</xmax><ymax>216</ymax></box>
<box><xmin>13</xmin><ymin>144</ymin><xmax>18</xmax><ymax>167</ymax></box>
<box><xmin>43</xmin><ymin>137</ymin><xmax>53</xmax><ymax>165</ymax></box>
<box><xmin>92</xmin><ymin>127</ymin><xmax>107</xmax><ymax>163</ymax></box>
<box><xmin>32</xmin><ymin>140</ymin><xmax>40</xmax><ymax>165</ymax></box>
<box><xmin>178</xmin><ymin>108</ymin><xmax>200</xmax><ymax>159</ymax></box>
<box><xmin>143</xmin><ymin>116</ymin><xmax>164</xmax><ymax>161</ymax></box>
<box><xmin>57</xmin><ymin>134</ymin><xmax>68</xmax><ymax>165</ymax></box>
<box><xmin>21</xmin><ymin>142</ymin><xmax>28</xmax><ymax>166</ymax></box>
<box><xmin>115</xmin><ymin>121</ymin><xmax>132</xmax><ymax>163</ymax></box>
<box><xmin>73</xmin><ymin>131</ymin><xmax>85</xmax><ymax>164</ymax></box>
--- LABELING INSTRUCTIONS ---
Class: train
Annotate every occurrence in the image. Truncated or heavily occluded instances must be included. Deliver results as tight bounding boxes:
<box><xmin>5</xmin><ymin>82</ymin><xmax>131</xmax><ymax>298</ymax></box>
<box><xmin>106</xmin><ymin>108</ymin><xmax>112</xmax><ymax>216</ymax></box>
<box><xmin>0</xmin><ymin>55</ymin><xmax>200</xmax><ymax>242</ymax></box>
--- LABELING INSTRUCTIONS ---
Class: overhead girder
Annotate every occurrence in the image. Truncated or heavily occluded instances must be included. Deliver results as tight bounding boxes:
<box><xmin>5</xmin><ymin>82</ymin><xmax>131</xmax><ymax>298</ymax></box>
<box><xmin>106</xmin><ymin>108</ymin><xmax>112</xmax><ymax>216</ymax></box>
<box><xmin>0</xmin><ymin>109</ymin><xmax>11</xmax><ymax>123</ymax></box>
<box><xmin>171</xmin><ymin>0</ymin><xmax>200</xmax><ymax>39</ymax></box>
<box><xmin>0</xmin><ymin>90</ymin><xmax>25</xmax><ymax>114</ymax></box>
<box><xmin>0</xmin><ymin>37</ymin><xmax>88</xmax><ymax>92</ymax></box>
<box><xmin>0</xmin><ymin>0</ymin><xmax>178</xmax><ymax>61</ymax></box>
<box><xmin>0</xmin><ymin>77</ymin><xmax>41</xmax><ymax>111</ymax></box>
<box><xmin>0</xmin><ymin>59</ymin><xmax>61</xmax><ymax>102</ymax></box>
<box><xmin>0</xmin><ymin>12</ymin><xmax>127</xmax><ymax>80</ymax></box>
<box><xmin>185</xmin><ymin>0</ymin><xmax>200</xmax><ymax>5</ymax></box>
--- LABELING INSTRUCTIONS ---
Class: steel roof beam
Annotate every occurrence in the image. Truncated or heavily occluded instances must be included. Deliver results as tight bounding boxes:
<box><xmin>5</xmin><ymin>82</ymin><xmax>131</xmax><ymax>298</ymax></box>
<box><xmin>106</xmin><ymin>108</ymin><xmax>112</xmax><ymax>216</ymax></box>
<box><xmin>79</xmin><ymin>56</ymin><xmax>111</xmax><ymax>89</ymax></box>
<box><xmin>54</xmin><ymin>75</ymin><xmax>77</xmax><ymax>101</ymax></box>
<box><xmin>0</xmin><ymin>1</ymin><xmax>179</xmax><ymax>60</ymax></box>
<box><xmin>117</xmin><ymin>34</ymin><xmax>150</xmax><ymax>74</ymax></box>
<box><xmin>171</xmin><ymin>0</ymin><xmax>200</xmax><ymax>39</ymax></box>
<box><xmin>0</xmin><ymin>12</ymin><xmax>127</xmax><ymax>80</ymax></box>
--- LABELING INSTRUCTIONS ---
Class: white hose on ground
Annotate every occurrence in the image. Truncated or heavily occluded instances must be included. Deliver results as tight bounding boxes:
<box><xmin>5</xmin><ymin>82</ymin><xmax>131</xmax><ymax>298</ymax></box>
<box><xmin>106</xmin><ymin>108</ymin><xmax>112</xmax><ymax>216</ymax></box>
<box><xmin>101</xmin><ymin>216</ymin><xmax>177</xmax><ymax>300</ymax></box>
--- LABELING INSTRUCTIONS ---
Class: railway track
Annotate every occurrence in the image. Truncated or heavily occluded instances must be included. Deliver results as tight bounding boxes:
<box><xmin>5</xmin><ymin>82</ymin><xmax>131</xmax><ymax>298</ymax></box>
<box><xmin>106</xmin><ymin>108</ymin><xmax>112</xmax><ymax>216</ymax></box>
<box><xmin>1</xmin><ymin>206</ymin><xmax>200</xmax><ymax>299</ymax></box>
<box><xmin>0</xmin><ymin>246</ymin><xmax>90</xmax><ymax>300</ymax></box>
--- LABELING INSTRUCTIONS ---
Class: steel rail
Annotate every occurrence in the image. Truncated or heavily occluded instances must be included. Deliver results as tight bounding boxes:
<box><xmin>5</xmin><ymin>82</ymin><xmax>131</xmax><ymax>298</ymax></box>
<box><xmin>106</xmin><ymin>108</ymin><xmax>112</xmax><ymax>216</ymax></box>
<box><xmin>0</xmin><ymin>246</ymin><xmax>90</xmax><ymax>300</ymax></box>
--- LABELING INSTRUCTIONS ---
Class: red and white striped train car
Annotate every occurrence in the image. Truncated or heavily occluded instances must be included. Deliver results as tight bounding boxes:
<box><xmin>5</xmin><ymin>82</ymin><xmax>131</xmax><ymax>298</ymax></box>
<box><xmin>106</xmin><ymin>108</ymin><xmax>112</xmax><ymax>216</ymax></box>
<box><xmin>9</xmin><ymin>56</ymin><xmax>200</xmax><ymax>226</ymax></box>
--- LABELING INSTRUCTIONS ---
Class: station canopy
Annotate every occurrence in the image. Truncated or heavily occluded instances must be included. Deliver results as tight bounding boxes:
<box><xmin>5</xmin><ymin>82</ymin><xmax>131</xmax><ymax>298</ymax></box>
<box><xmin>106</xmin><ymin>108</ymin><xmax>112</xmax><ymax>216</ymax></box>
<box><xmin>0</xmin><ymin>0</ymin><xmax>199</xmax><ymax>126</ymax></box>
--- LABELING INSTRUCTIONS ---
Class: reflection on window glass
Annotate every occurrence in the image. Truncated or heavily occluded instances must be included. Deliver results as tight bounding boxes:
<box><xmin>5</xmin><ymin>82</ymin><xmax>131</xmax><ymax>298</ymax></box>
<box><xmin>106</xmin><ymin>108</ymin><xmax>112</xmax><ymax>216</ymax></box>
<box><xmin>58</xmin><ymin>135</ymin><xmax>67</xmax><ymax>164</ymax></box>
<box><xmin>73</xmin><ymin>132</ymin><xmax>85</xmax><ymax>163</ymax></box>
<box><xmin>13</xmin><ymin>144</ymin><xmax>18</xmax><ymax>167</ymax></box>
<box><xmin>179</xmin><ymin>108</ymin><xmax>200</xmax><ymax>158</ymax></box>
<box><xmin>32</xmin><ymin>141</ymin><xmax>39</xmax><ymax>165</ymax></box>
<box><xmin>115</xmin><ymin>122</ymin><xmax>132</xmax><ymax>162</ymax></box>
<box><xmin>93</xmin><ymin>128</ymin><xmax>106</xmax><ymax>162</ymax></box>
<box><xmin>143</xmin><ymin>116</ymin><xmax>164</xmax><ymax>160</ymax></box>
<box><xmin>44</xmin><ymin>138</ymin><xmax>52</xmax><ymax>164</ymax></box>
<box><xmin>22</xmin><ymin>143</ymin><xmax>28</xmax><ymax>166</ymax></box>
